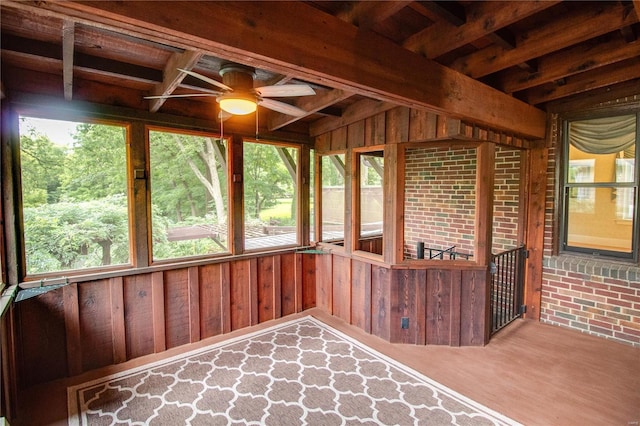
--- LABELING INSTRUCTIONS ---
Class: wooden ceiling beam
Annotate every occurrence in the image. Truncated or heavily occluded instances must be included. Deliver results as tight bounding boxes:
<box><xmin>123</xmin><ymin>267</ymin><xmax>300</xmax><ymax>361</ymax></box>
<box><xmin>403</xmin><ymin>1</ymin><xmax>559</xmax><ymax>59</ymax></box>
<box><xmin>451</xmin><ymin>2</ymin><xmax>638</xmax><ymax>78</ymax></box>
<box><xmin>35</xmin><ymin>1</ymin><xmax>545</xmax><ymax>139</ymax></box>
<box><xmin>519</xmin><ymin>57</ymin><xmax>640</xmax><ymax>106</ymax></box>
<box><xmin>496</xmin><ymin>33</ymin><xmax>640</xmax><ymax>94</ymax></box>
<box><xmin>268</xmin><ymin>89</ymin><xmax>354</xmax><ymax>131</ymax></box>
<box><xmin>148</xmin><ymin>49</ymin><xmax>203</xmax><ymax>113</ymax></box>
<box><xmin>62</xmin><ymin>20</ymin><xmax>75</xmax><ymax>100</ymax></box>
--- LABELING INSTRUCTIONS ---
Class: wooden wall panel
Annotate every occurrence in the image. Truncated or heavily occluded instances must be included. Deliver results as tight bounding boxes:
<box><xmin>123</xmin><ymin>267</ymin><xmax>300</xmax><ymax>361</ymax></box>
<box><xmin>460</xmin><ymin>269</ymin><xmax>488</xmax><ymax>346</ymax></box>
<box><xmin>391</xmin><ymin>269</ymin><xmax>426</xmax><ymax>345</ymax></box>
<box><xmin>409</xmin><ymin>109</ymin><xmax>437</xmax><ymax>141</ymax></box>
<box><xmin>365</xmin><ymin>112</ymin><xmax>386</xmax><ymax>146</ymax></box>
<box><xmin>332</xmin><ymin>255</ymin><xmax>351</xmax><ymax>323</ymax></box>
<box><xmin>110</xmin><ymin>277</ymin><xmax>127</xmax><ymax>364</ymax></box>
<box><xmin>371</xmin><ymin>265</ymin><xmax>391</xmax><ymax>342</ymax></box>
<box><xmin>347</xmin><ymin>121</ymin><xmax>365</xmax><ymax>149</ymax></box>
<box><xmin>386</xmin><ymin>107</ymin><xmax>410</xmax><ymax>143</ymax></box>
<box><xmin>426</xmin><ymin>270</ymin><xmax>454</xmax><ymax>345</ymax></box>
<box><xmin>17</xmin><ymin>289</ymin><xmax>67</xmax><ymax>387</ymax></box>
<box><xmin>301</xmin><ymin>253</ymin><xmax>316</xmax><ymax>310</ymax></box>
<box><xmin>123</xmin><ymin>274</ymin><xmax>155</xmax><ymax>359</ymax></box>
<box><xmin>315</xmin><ymin>253</ymin><xmax>332</xmax><ymax>312</ymax></box>
<box><xmin>350</xmin><ymin>259</ymin><xmax>371</xmax><ymax>333</ymax></box>
<box><xmin>281</xmin><ymin>253</ymin><xmax>297</xmax><ymax>316</ymax></box>
<box><xmin>15</xmin><ymin>249</ymin><xmax>316</xmax><ymax>387</ymax></box>
<box><xmin>230</xmin><ymin>259</ymin><xmax>253</xmax><ymax>330</ymax></box>
<box><xmin>163</xmin><ymin>269</ymin><xmax>190</xmax><ymax>349</ymax></box>
<box><xmin>78</xmin><ymin>279</ymin><xmax>114</xmax><ymax>372</ymax></box>
<box><xmin>257</xmin><ymin>256</ymin><xmax>277</xmax><ymax>323</ymax></box>
<box><xmin>199</xmin><ymin>263</ymin><xmax>224</xmax><ymax>339</ymax></box>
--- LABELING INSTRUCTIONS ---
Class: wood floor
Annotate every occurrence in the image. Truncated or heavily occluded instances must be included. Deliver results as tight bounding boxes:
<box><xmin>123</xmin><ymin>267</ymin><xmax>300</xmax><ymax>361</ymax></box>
<box><xmin>13</xmin><ymin>308</ymin><xmax>640</xmax><ymax>426</ymax></box>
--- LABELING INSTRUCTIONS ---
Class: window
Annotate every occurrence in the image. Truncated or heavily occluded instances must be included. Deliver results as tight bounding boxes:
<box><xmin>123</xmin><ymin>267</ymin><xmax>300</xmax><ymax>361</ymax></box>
<box><xmin>19</xmin><ymin>116</ymin><xmax>130</xmax><ymax>275</ymax></box>
<box><xmin>149</xmin><ymin>129</ymin><xmax>229</xmax><ymax>261</ymax></box>
<box><xmin>357</xmin><ymin>150</ymin><xmax>384</xmax><ymax>254</ymax></box>
<box><xmin>319</xmin><ymin>154</ymin><xmax>346</xmax><ymax>243</ymax></box>
<box><xmin>243</xmin><ymin>141</ymin><xmax>298</xmax><ymax>250</ymax></box>
<box><xmin>562</xmin><ymin>113</ymin><xmax>639</xmax><ymax>258</ymax></box>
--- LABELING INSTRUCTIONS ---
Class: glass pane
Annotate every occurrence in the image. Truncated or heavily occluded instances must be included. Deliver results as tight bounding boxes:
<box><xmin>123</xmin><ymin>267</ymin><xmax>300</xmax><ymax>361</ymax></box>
<box><xmin>150</xmin><ymin>130</ymin><xmax>228</xmax><ymax>260</ymax></box>
<box><xmin>321</xmin><ymin>154</ymin><xmax>345</xmax><ymax>241</ymax></box>
<box><xmin>359</xmin><ymin>152</ymin><xmax>383</xmax><ymax>254</ymax></box>
<box><xmin>243</xmin><ymin>143</ymin><xmax>298</xmax><ymax>250</ymax></box>
<box><xmin>20</xmin><ymin>117</ymin><xmax>130</xmax><ymax>274</ymax></box>
<box><xmin>568</xmin><ymin>115</ymin><xmax>636</xmax><ymax>183</ymax></box>
<box><xmin>567</xmin><ymin>187</ymin><xmax>634</xmax><ymax>253</ymax></box>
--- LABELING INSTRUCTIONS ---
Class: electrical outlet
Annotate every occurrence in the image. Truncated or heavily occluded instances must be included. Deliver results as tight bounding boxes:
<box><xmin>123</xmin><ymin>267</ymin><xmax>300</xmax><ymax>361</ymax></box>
<box><xmin>401</xmin><ymin>317</ymin><xmax>409</xmax><ymax>329</ymax></box>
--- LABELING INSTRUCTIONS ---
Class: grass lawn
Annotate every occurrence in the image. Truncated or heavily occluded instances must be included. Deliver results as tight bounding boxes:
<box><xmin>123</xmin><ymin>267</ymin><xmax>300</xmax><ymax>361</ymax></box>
<box><xmin>260</xmin><ymin>198</ymin><xmax>293</xmax><ymax>222</ymax></box>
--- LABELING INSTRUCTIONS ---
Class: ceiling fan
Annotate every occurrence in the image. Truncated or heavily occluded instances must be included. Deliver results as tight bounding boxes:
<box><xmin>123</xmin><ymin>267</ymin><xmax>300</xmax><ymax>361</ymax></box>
<box><xmin>145</xmin><ymin>62</ymin><xmax>316</xmax><ymax>117</ymax></box>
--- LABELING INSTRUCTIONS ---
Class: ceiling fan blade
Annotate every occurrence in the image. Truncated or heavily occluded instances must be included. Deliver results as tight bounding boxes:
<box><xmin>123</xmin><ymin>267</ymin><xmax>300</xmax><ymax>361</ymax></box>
<box><xmin>218</xmin><ymin>110</ymin><xmax>233</xmax><ymax>121</ymax></box>
<box><xmin>144</xmin><ymin>93</ymin><xmax>219</xmax><ymax>99</ymax></box>
<box><xmin>260</xmin><ymin>98</ymin><xmax>308</xmax><ymax>116</ymax></box>
<box><xmin>177</xmin><ymin>68</ymin><xmax>233</xmax><ymax>92</ymax></box>
<box><xmin>255</xmin><ymin>84</ymin><xmax>316</xmax><ymax>97</ymax></box>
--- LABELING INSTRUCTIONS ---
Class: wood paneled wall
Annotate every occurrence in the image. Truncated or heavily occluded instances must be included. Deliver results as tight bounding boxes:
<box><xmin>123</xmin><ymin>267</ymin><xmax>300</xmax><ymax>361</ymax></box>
<box><xmin>15</xmin><ymin>251</ymin><xmax>315</xmax><ymax>388</ymax></box>
<box><xmin>317</xmin><ymin>252</ymin><xmax>489</xmax><ymax>347</ymax></box>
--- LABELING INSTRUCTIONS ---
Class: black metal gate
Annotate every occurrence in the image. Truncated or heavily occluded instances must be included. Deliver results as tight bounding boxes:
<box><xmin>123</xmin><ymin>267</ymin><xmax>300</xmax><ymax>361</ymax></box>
<box><xmin>490</xmin><ymin>245</ymin><xmax>527</xmax><ymax>335</ymax></box>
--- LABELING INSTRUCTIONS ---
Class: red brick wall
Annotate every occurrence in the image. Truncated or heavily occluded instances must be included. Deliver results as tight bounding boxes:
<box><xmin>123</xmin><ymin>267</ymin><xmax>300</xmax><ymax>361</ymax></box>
<box><xmin>492</xmin><ymin>146</ymin><xmax>522</xmax><ymax>254</ymax></box>
<box><xmin>540</xmin><ymin>112</ymin><xmax>640</xmax><ymax>347</ymax></box>
<box><xmin>404</xmin><ymin>146</ymin><xmax>523</xmax><ymax>260</ymax></box>
<box><xmin>404</xmin><ymin>146</ymin><xmax>476</xmax><ymax>259</ymax></box>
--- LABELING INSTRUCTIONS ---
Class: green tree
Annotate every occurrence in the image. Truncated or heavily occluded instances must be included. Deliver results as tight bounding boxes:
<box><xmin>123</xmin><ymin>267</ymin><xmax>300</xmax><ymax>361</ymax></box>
<box><xmin>19</xmin><ymin>127</ymin><xmax>66</xmax><ymax>207</ymax></box>
<box><xmin>243</xmin><ymin>143</ymin><xmax>291</xmax><ymax>219</ymax></box>
<box><xmin>60</xmin><ymin>123</ymin><xmax>127</xmax><ymax>201</ymax></box>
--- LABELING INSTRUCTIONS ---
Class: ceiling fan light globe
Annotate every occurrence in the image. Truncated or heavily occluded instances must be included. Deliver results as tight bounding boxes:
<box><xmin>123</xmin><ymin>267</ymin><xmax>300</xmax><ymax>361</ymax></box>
<box><xmin>218</xmin><ymin>97</ymin><xmax>257</xmax><ymax>115</ymax></box>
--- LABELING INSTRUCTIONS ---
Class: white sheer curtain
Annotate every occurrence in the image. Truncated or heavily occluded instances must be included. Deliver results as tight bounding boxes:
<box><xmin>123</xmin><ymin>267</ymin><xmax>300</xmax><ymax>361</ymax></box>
<box><xmin>569</xmin><ymin>115</ymin><xmax>636</xmax><ymax>154</ymax></box>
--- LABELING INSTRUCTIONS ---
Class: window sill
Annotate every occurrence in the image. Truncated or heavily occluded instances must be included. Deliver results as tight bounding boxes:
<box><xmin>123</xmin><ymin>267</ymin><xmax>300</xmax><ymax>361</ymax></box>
<box><xmin>544</xmin><ymin>253</ymin><xmax>640</xmax><ymax>280</ymax></box>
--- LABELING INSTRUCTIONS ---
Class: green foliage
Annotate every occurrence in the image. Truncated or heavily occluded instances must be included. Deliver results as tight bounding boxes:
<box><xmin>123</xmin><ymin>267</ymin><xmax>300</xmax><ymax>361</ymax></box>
<box><xmin>19</xmin><ymin>129</ymin><xmax>66</xmax><ymax>207</ymax></box>
<box><xmin>244</xmin><ymin>143</ymin><xmax>293</xmax><ymax>219</ymax></box>
<box><xmin>60</xmin><ymin>123</ymin><xmax>127</xmax><ymax>201</ymax></box>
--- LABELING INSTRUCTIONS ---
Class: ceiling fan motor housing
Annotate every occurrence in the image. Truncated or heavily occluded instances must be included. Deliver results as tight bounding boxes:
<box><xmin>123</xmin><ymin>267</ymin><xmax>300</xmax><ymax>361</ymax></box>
<box><xmin>219</xmin><ymin>63</ymin><xmax>256</xmax><ymax>91</ymax></box>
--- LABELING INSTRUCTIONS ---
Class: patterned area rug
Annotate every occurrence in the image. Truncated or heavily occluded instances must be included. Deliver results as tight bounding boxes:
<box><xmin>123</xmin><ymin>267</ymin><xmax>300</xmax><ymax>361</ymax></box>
<box><xmin>68</xmin><ymin>316</ymin><xmax>519</xmax><ymax>425</ymax></box>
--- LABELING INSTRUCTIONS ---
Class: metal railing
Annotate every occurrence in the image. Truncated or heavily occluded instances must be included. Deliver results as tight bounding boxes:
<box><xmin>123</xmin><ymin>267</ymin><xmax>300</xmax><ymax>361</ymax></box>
<box><xmin>490</xmin><ymin>245</ymin><xmax>527</xmax><ymax>335</ymax></box>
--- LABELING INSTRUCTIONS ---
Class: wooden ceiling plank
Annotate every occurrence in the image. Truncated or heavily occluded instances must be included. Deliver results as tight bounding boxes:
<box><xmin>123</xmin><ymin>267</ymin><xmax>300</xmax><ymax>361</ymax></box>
<box><xmin>336</xmin><ymin>1</ymin><xmax>412</xmax><ymax>30</ymax></box>
<box><xmin>497</xmin><ymin>34</ymin><xmax>640</xmax><ymax>94</ymax></box>
<box><xmin>634</xmin><ymin>0</ymin><xmax>640</xmax><ymax>21</ymax></box>
<box><xmin>149</xmin><ymin>49</ymin><xmax>203</xmax><ymax>113</ymax></box>
<box><xmin>403</xmin><ymin>1</ymin><xmax>559</xmax><ymax>59</ymax></box>
<box><xmin>37</xmin><ymin>1</ymin><xmax>545</xmax><ymax>138</ymax></box>
<box><xmin>268</xmin><ymin>89</ymin><xmax>354</xmax><ymax>131</ymax></box>
<box><xmin>62</xmin><ymin>20</ymin><xmax>75</xmax><ymax>100</ymax></box>
<box><xmin>546</xmin><ymin>78</ymin><xmax>640</xmax><ymax>113</ymax></box>
<box><xmin>521</xmin><ymin>57</ymin><xmax>640</xmax><ymax>106</ymax></box>
<box><xmin>310</xmin><ymin>98</ymin><xmax>397</xmax><ymax>137</ymax></box>
<box><xmin>451</xmin><ymin>2</ymin><xmax>639</xmax><ymax>78</ymax></box>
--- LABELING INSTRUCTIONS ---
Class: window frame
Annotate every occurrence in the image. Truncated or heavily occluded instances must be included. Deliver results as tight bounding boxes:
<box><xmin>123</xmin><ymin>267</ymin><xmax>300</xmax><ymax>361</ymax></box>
<box><xmin>315</xmin><ymin>150</ymin><xmax>348</xmax><ymax>248</ymax></box>
<box><xmin>241</xmin><ymin>138</ymin><xmax>303</xmax><ymax>253</ymax></box>
<box><xmin>352</xmin><ymin>146</ymin><xmax>385</xmax><ymax>257</ymax></box>
<box><xmin>147</xmin><ymin>125</ymin><xmax>231</xmax><ymax>264</ymax></box>
<box><xmin>559</xmin><ymin>110</ymin><xmax>640</xmax><ymax>261</ymax></box>
<box><xmin>17</xmin><ymin>113</ymin><xmax>134</xmax><ymax>278</ymax></box>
